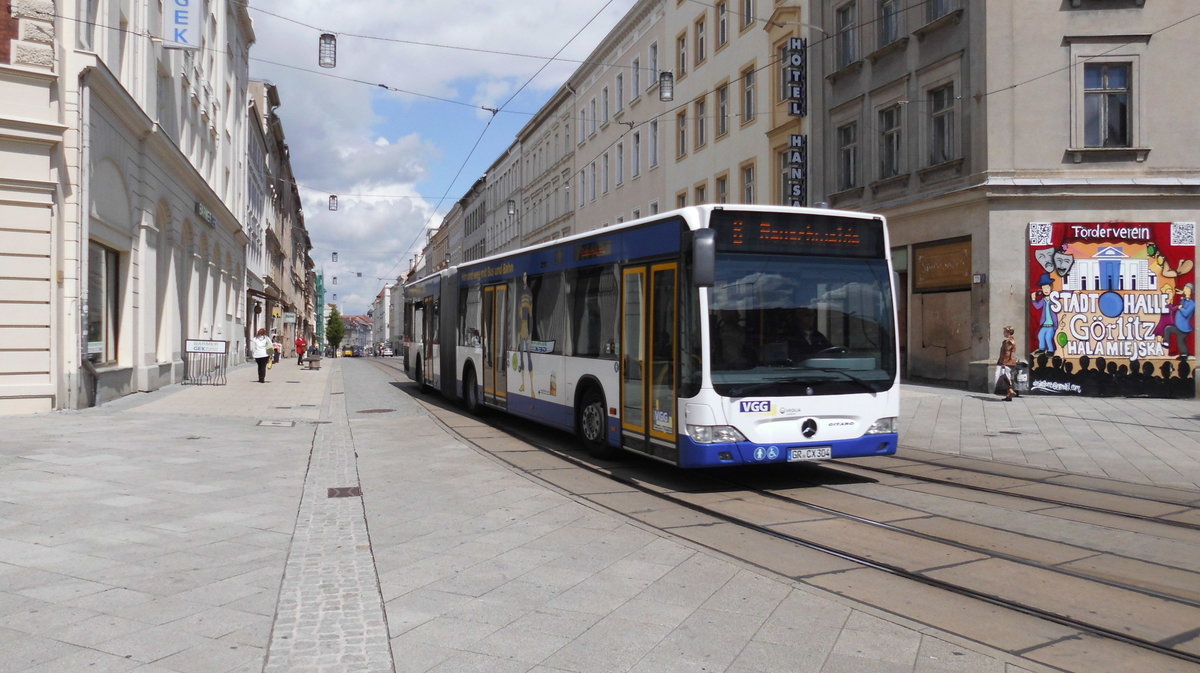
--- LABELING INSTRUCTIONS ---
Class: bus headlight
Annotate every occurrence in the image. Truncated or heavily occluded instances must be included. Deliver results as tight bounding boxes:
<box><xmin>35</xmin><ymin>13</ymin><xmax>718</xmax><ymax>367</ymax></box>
<box><xmin>687</xmin><ymin>425</ymin><xmax>747</xmax><ymax>444</ymax></box>
<box><xmin>866</xmin><ymin>417</ymin><xmax>896</xmax><ymax>434</ymax></box>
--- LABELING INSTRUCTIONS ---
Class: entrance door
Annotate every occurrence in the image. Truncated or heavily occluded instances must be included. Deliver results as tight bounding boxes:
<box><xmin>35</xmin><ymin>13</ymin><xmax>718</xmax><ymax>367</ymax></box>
<box><xmin>481</xmin><ymin>283</ymin><xmax>508</xmax><ymax>406</ymax></box>
<box><xmin>620</xmin><ymin>263</ymin><xmax>679</xmax><ymax>454</ymax></box>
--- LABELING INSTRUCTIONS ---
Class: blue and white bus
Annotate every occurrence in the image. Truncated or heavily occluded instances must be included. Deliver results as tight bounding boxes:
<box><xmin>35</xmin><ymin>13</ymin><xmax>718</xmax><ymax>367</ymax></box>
<box><xmin>402</xmin><ymin>205</ymin><xmax>898</xmax><ymax>468</ymax></box>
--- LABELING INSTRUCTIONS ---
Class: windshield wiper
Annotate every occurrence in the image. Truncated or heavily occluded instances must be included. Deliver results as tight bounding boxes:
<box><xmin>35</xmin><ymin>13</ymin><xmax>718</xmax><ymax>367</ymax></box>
<box><xmin>726</xmin><ymin>369</ymin><xmax>878</xmax><ymax>397</ymax></box>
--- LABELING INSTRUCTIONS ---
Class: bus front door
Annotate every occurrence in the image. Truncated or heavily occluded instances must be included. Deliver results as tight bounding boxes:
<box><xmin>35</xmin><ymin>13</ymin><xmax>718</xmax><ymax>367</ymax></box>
<box><xmin>620</xmin><ymin>263</ymin><xmax>678</xmax><ymax>460</ymax></box>
<box><xmin>482</xmin><ymin>283</ymin><xmax>509</xmax><ymax>407</ymax></box>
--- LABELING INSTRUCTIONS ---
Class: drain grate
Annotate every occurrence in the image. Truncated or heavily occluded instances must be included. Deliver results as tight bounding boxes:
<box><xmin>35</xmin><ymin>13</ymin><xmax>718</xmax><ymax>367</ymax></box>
<box><xmin>328</xmin><ymin>486</ymin><xmax>362</xmax><ymax>498</ymax></box>
<box><xmin>356</xmin><ymin>408</ymin><xmax>395</xmax><ymax>414</ymax></box>
<box><xmin>258</xmin><ymin>420</ymin><xmax>296</xmax><ymax>428</ymax></box>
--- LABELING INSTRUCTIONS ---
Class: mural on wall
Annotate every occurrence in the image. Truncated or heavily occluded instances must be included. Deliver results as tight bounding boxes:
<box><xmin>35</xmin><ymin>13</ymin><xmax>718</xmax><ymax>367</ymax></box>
<box><xmin>1026</xmin><ymin>222</ymin><xmax>1195</xmax><ymax>398</ymax></box>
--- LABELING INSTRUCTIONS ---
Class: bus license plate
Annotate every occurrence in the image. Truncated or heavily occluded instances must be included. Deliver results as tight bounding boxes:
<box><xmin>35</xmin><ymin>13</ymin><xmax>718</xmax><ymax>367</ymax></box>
<box><xmin>789</xmin><ymin>446</ymin><xmax>832</xmax><ymax>462</ymax></box>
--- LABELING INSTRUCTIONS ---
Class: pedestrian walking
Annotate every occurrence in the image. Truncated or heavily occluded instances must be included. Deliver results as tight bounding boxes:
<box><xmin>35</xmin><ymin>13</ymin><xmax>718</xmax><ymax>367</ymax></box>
<box><xmin>295</xmin><ymin>335</ymin><xmax>308</xmax><ymax>366</ymax></box>
<box><xmin>251</xmin><ymin>328</ymin><xmax>273</xmax><ymax>383</ymax></box>
<box><xmin>995</xmin><ymin>325</ymin><xmax>1019</xmax><ymax>401</ymax></box>
<box><xmin>272</xmin><ymin>334</ymin><xmax>282</xmax><ymax>364</ymax></box>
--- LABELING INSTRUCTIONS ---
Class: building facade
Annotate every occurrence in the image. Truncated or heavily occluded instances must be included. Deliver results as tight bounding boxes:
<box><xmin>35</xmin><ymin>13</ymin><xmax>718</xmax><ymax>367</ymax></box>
<box><xmin>809</xmin><ymin>0</ymin><xmax>1199</xmax><ymax>394</ymax></box>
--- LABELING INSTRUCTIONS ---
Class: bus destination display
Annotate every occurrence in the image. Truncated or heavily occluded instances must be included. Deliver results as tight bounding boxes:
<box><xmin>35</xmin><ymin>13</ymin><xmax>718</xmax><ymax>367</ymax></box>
<box><xmin>711</xmin><ymin>211</ymin><xmax>884</xmax><ymax>257</ymax></box>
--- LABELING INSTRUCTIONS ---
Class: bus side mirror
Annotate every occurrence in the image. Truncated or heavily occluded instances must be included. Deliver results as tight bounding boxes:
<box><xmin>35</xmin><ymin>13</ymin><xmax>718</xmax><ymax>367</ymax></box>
<box><xmin>693</xmin><ymin>229</ymin><xmax>715</xmax><ymax>288</ymax></box>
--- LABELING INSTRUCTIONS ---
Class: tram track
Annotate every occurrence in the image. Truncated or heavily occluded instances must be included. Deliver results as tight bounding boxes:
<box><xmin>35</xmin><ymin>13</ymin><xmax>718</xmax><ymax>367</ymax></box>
<box><xmin>367</xmin><ymin>359</ymin><xmax>1200</xmax><ymax>671</ymax></box>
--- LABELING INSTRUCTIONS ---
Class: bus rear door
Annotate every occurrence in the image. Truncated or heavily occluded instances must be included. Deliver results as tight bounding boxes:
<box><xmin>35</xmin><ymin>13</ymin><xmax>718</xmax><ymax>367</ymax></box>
<box><xmin>482</xmin><ymin>283</ymin><xmax>509</xmax><ymax>407</ymax></box>
<box><xmin>620</xmin><ymin>262</ymin><xmax>679</xmax><ymax>461</ymax></box>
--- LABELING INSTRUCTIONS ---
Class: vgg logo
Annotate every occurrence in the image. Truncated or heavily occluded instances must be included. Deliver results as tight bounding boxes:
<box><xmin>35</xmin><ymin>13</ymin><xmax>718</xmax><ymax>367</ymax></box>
<box><xmin>739</xmin><ymin>400</ymin><xmax>771</xmax><ymax>413</ymax></box>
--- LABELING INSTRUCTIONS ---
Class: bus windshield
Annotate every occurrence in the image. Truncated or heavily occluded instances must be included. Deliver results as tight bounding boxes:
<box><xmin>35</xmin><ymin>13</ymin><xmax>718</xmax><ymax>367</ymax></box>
<box><xmin>708</xmin><ymin>252</ymin><xmax>896</xmax><ymax>397</ymax></box>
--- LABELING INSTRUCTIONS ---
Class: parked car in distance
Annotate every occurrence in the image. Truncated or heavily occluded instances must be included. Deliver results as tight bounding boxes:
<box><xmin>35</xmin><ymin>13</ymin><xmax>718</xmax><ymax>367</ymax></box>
<box><xmin>381</xmin><ymin>346</ymin><xmax>394</xmax><ymax>356</ymax></box>
<box><xmin>343</xmin><ymin>346</ymin><xmax>355</xmax><ymax>357</ymax></box>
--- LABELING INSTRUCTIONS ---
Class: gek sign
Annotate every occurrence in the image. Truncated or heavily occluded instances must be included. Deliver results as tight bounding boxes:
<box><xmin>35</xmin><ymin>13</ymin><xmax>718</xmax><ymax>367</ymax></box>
<box><xmin>162</xmin><ymin>0</ymin><xmax>201</xmax><ymax>50</ymax></box>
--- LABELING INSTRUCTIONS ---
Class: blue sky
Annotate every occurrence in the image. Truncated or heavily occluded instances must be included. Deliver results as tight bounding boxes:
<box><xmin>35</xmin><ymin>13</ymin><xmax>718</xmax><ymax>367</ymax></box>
<box><xmin>248</xmin><ymin>0</ymin><xmax>638</xmax><ymax>315</ymax></box>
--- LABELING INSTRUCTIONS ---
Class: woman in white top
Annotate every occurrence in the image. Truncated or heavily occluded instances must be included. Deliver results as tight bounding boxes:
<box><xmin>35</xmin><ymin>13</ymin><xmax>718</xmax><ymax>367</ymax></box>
<box><xmin>251</xmin><ymin>328</ymin><xmax>273</xmax><ymax>383</ymax></box>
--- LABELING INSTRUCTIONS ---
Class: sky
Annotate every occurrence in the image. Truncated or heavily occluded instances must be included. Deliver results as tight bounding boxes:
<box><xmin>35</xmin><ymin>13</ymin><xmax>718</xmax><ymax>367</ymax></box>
<box><xmin>248</xmin><ymin>0</ymin><xmax>641</xmax><ymax>316</ymax></box>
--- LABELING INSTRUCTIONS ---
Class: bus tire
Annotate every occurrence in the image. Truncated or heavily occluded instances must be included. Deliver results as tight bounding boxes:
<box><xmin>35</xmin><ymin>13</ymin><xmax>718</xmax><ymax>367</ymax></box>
<box><xmin>415</xmin><ymin>359</ymin><xmax>429</xmax><ymax>393</ymax></box>
<box><xmin>578</xmin><ymin>387</ymin><xmax>616</xmax><ymax>459</ymax></box>
<box><xmin>462</xmin><ymin>368</ymin><xmax>480</xmax><ymax>414</ymax></box>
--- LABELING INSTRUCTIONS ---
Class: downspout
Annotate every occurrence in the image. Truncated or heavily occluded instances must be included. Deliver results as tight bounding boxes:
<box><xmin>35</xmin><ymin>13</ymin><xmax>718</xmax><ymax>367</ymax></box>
<box><xmin>77</xmin><ymin>68</ymin><xmax>96</xmax><ymax>407</ymax></box>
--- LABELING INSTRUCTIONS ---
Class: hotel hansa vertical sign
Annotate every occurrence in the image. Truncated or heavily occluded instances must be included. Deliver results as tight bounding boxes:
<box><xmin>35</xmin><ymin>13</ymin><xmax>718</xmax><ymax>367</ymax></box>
<box><xmin>785</xmin><ymin>37</ymin><xmax>807</xmax><ymax>207</ymax></box>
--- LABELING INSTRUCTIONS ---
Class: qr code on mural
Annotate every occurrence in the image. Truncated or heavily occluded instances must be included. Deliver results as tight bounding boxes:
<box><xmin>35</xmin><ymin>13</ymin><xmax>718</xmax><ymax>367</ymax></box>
<box><xmin>1028</xmin><ymin>223</ymin><xmax>1053</xmax><ymax>246</ymax></box>
<box><xmin>1171</xmin><ymin>222</ymin><xmax>1196</xmax><ymax>247</ymax></box>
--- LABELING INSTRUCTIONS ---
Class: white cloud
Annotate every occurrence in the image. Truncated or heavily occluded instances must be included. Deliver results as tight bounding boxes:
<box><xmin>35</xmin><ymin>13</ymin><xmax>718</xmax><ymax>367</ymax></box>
<box><xmin>250</xmin><ymin>0</ymin><xmax>638</xmax><ymax>313</ymax></box>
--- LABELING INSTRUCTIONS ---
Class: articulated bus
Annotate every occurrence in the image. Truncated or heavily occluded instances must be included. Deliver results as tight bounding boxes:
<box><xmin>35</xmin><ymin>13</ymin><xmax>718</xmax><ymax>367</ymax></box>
<box><xmin>402</xmin><ymin>205</ymin><xmax>898</xmax><ymax>468</ymax></box>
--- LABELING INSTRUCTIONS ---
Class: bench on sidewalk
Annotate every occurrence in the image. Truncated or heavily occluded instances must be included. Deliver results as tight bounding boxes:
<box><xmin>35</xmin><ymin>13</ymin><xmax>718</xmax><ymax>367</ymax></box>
<box><xmin>303</xmin><ymin>354</ymin><xmax>322</xmax><ymax>370</ymax></box>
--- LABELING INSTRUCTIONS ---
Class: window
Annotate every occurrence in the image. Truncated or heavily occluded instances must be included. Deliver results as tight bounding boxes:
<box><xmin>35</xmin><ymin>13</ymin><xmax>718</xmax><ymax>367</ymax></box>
<box><xmin>578</xmin><ymin>170</ymin><xmax>585</xmax><ymax>206</ymax></box>
<box><xmin>590</xmin><ymin>99</ymin><xmax>597</xmax><ymax>134</ymax></box>
<box><xmin>571</xmin><ymin>268</ymin><xmax>618</xmax><ymax>358</ymax></box>
<box><xmin>879</xmin><ymin>104</ymin><xmax>902</xmax><ymax>178</ymax></box>
<box><xmin>578</xmin><ymin>108</ymin><xmax>586</xmax><ymax>143</ymax></box>
<box><xmin>836</xmin><ymin>3</ymin><xmax>857</xmax><ymax>68</ymax></box>
<box><xmin>741</xmin><ymin>0</ymin><xmax>754</xmax><ymax>28</ymax></box>
<box><xmin>717</xmin><ymin>84</ymin><xmax>729</xmax><ymax>136</ymax></box>
<box><xmin>649</xmin><ymin>43</ymin><xmax>659</xmax><ymax>89</ymax></box>
<box><xmin>603</xmin><ymin>153</ymin><xmax>610</xmax><ymax>193</ymax></box>
<box><xmin>929</xmin><ymin>84</ymin><xmax>956</xmax><ymax>164</ymax></box>
<box><xmin>695</xmin><ymin>17</ymin><xmax>706</xmax><ymax>65</ymax></box>
<box><xmin>676</xmin><ymin>33</ymin><xmax>687</xmax><ymax>78</ymax></box>
<box><xmin>741</xmin><ymin>67</ymin><xmax>756</xmax><ymax>123</ymax></box>
<box><xmin>716</xmin><ymin>175</ymin><xmax>728</xmax><ymax>203</ymax></box>
<box><xmin>717</xmin><ymin>2</ymin><xmax>728</xmax><ymax>46</ymax></box>
<box><xmin>677</xmin><ymin>111</ymin><xmax>688</xmax><ymax>157</ymax></box>
<box><xmin>616</xmin><ymin>142</ymin><xmax>624</xmax><ymax>185</ymax></box>
<box><xmin>695</xmin><ymin>183</ymin><xmax>706</xmax><ymax>204</ymax></box>
<box><xmin>632</xmin><ymin>58</ymin><xmax>641</xmax><ymax>96</ymax></box>
<box><xmin>1084</xmin><ymin>63</ymin><xmax>1130</xmax><ymax>148</ymax></box>
<box><xmin>616</xmin><ymin>74</ymin><xmax>624</xmax><ymax>112</ymax></box>
<box><xmin>677</xmin><ymin>192</ymin><xmax>688</xmax><ymax>208</ymax></box>
<box><xmin>632</xmin><ymin>208</ymin><xmax>641</xmax><ymax>219</ymax></box>
<box><xmin>928</xmin><ymin>0</ymin><xmax>955</xmax><ymax>21</ymax></box>
<box><xmin>87</xmin><ymin>241</ymin><xmax>121</xmax><ymax>364</ymax></box>
<box><xmin>602</xmin><ymin>87</ymin><xmax>610</xmax><ymax>123</ymax></box>
<box><xmin>694</xmin><ymin>97</ymin><xmax>707</xmax><ymax>148</ymax></box>
<box><xmin>632</xmin><ymin>132</ymin><xmax>641</xmax><ymax>177</ymax></box>
<box><xmin>879</xmin><ymin>0</ymin><xmax>900</xmax><ymax>46</ymax></box>
<box><xmin>589</xmin><ymin>161</ymin><xmax>597</xmax><ymax>201</ymax></box>
<box><xmin>837</xmin><ymin>122</ymin><xmax>858</xmax><ymax>190</ymax></box>
<box><xmin>777</xmin><ymin>150</ymin><xmax>791</xmax><ymax>205</ymax></box>
<box><xmin>741</xmin><ymin>163</ymin><xmax>755</xmax><ymax>202</ymax></box>
<box><xmin>650</xmin><ymin>120</ymin><xmax>660</xmax><ymax>166</ymax></box>
<box><xmin>650</xmin><ymin>201</ymin><xmax>660</xmax><ymax>215</ymax></box>
<box><xmin>530</xmin><ymin>273</ymin><xmax>566</xmax><ymax>351</ymax></box>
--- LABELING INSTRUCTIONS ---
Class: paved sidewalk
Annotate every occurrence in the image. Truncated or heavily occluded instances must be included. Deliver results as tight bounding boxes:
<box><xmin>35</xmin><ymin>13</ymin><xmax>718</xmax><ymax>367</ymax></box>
<box><xmin>0</xmin><ymin>360</ymin><xmax>1194</xmax><ymax>672</ymax></box>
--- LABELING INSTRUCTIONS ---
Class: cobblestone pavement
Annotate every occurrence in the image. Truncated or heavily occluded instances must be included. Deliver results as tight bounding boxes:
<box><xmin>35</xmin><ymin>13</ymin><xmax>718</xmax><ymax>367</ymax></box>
<box><xmin>263</xmin><ymin>382</ymin><xmax>394</xmax><ymax>672</ymax></box>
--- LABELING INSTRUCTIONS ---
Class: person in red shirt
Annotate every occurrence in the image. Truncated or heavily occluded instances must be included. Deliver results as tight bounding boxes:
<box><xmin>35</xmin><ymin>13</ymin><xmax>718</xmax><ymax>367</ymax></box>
<box><xmin>295</xmin><ymin>335</ymin><xmax>307</xmax><ymax>366</ymax></box>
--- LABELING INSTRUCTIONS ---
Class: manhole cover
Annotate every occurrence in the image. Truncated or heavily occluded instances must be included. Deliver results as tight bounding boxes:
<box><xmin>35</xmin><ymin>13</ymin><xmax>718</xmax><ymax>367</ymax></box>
<box><xmin>258</xmin><ymin>420</ymin><xmax>296</xmax><ymax>427</ymax></box>
<box><xmin>356</xmin><ymin>409</ymin><xmax>395</xmax><ymax>414</ymax></box>
<box><xmin>328</xmin><ymin>486</ymin><xmax>362</xmax><ymax>498</ymax></box>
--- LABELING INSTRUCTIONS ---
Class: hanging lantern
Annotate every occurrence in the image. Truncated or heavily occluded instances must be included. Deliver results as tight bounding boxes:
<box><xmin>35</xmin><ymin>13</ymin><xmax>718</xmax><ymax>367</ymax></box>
<box><xmin>328</xmin><ymin>195</ymin><xmax>338</xmax><ymax>211</ymax></box>
<box><xmin>658</xmin><ymin>71</ymin><xmax>674</xmax><ymax>102</ymax></box>
<box><xmin>507</xmin><ymin>199</ymin><xmax>516</xmax><ymax>216</ymax></box>
<box><xmin>332</xmin><ymin>276</ymin><xmax>337</xmax><ymax>285</ymax></box>
<box><xmin>332</xmin><ymin>252</ymin><xmax>338</xmax><ymax>262</ymax></box>
<box><xmin>318</xmin><ymin>33</ymin><xmax>337</xmax><ymax>68</ymax></box>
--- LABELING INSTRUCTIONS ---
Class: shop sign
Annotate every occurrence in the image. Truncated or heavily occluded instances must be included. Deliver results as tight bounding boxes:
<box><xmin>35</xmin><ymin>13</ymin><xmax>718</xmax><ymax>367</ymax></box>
<box><xmin>1026</xmin><ymin>221</ymin><xmax>1196</xmax><ymax>397</ymax></box>
<box><xmin>787</xmin><ymin>134</ymin><xmax>806</xmax><ymax>207</ymax></box>
<box><xmin>162</xmin><ymin>0</ymin><xmax>201</xmax><ymax>50</ymax></box>
<box><xmin>185</xmin><ymin>339</ymin><xmax>227</xmax><ymax>354</ymax></box>
<box><xmin>282</xmin><ymin>312</ymin><xmax>297</xmax><ymax>324</ymax></box>
<box><xmin>785</xmin><ymin>37</ymin><xmax>807</xmax><ymax>117</ymax></box>
<box><xmin>195</xmin><ymin>202</ymin><xmax>217</xmax><ymax>227</ymax></box>
<box><xmin>913</xmin><ymin>239</ymin><xmax>971</xmax><ymax>292</ymax></box>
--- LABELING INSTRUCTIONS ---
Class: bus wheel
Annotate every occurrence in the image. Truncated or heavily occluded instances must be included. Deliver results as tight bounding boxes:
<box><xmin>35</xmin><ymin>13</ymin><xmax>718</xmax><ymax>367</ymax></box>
<box><xmin>463</xmin><ymin>369</ymin><xmax>480</xmax><ymax>414</ymax></box>
<box><xmin>578</xmin><ymin>388</ymin><xmax>616</xmax><ymax>458</ymax></box>
<box><xmin>415</xmin><ymin>360</ymin><xmax>428</xmax><ymax>393</ymax></box>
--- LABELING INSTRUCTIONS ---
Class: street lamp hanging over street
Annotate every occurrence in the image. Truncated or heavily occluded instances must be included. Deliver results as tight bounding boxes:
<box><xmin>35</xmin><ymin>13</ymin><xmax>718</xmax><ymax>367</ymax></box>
<box><xmin>319</xmin><ymin>33</ymin><xmax>337</xmax><ymax>68</ymax></box>
<box><xmin>659</xmin><ymin>71</ymin><xmax>674</xmax><ymax>101</ymax></box>
<box><xmin>328</xmin><ymin>195</ymin><xmax>338</xmax><ymax>211</ymax></box>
